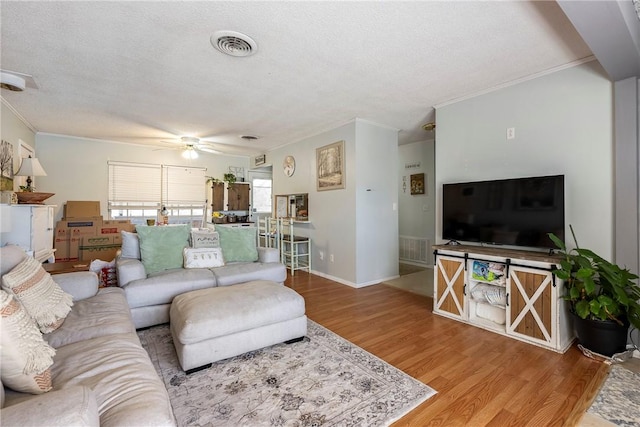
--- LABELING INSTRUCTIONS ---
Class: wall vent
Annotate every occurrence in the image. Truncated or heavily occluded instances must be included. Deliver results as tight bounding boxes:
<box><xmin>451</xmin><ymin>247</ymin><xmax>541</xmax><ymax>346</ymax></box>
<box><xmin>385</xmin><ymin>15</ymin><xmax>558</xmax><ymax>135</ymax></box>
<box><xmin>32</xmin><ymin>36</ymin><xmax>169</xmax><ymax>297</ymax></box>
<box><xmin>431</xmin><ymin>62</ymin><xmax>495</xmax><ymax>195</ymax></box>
<box><xmin>399</xmin><ymin>236</ymin><xmax>430</xmax><ymax>265</ymax></box>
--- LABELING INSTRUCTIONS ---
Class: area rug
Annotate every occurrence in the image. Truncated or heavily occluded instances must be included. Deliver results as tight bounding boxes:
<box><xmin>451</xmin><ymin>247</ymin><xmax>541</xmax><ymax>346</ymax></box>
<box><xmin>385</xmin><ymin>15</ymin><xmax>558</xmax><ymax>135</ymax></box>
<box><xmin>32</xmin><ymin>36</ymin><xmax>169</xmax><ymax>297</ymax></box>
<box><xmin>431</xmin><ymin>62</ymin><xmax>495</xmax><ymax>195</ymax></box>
<box><xmin>587</xmin><ymin>364</ymin><xmax>640</xmax><ymax>426</ymax></box>
<box><xmin>138</xmin><ymin>320</ymin><xmax>436</xmax><ymax>426</ymax></box>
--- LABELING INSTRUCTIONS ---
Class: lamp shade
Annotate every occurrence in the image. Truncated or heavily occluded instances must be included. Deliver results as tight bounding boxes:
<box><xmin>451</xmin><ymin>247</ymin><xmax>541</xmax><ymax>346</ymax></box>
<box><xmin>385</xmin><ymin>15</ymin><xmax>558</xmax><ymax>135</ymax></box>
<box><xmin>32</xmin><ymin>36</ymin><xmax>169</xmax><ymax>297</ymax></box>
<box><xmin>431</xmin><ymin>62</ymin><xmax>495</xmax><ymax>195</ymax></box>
<box><xmin>15</xmin><ymin>157</ymin><xmax>47</xmax><ymax>177</ymax></box>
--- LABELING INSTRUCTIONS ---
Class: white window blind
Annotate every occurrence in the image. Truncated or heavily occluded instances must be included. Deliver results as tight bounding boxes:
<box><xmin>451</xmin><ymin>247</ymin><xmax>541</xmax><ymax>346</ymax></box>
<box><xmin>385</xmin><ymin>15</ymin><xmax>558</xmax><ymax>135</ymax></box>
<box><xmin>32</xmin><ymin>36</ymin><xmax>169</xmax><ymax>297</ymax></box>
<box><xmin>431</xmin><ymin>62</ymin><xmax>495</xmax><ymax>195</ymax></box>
<box><xmin>108</xmin><ymin>161</ymin><xmax>162</xmax><ymax>205</ymax></box>
<box><xmin>162</xmin><ymin>165</ymin><xmax>207</xmax><ymax>206</ymax></box>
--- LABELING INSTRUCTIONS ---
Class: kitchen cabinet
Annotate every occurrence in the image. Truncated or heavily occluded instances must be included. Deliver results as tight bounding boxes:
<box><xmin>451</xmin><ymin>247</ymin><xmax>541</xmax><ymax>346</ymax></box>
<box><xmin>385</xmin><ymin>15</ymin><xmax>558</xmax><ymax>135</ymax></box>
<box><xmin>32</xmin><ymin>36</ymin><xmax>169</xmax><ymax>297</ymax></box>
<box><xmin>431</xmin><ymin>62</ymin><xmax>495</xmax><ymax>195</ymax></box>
<box><xmin>226</xmin><ymin>183</ymin><xmax>250</xmax><ymax>211</ymax></box>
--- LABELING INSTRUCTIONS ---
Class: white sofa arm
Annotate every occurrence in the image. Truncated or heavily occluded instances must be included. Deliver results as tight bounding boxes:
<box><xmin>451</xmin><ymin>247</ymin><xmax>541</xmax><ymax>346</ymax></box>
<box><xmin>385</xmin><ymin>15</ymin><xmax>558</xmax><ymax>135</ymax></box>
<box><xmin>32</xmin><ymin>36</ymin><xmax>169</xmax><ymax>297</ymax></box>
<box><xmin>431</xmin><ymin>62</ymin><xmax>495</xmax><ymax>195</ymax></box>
<box><xmin>116</xmin><ymin>256</ymin><xmax>147</xmax><ymax>287</ymax></box>
<box><xmin>258</xmin><ymin>247</ymin><xmax>280</xmax><ymax>263</ymax></box>
<box><xmin>53</xmin><ymin>272</ymin><xmax>99</xmax><ymax>301</ymax></box>
<box><xmin>1</xmin><ymin>386</ymin><xmax>99</xmax><ymax>427</ymax></box>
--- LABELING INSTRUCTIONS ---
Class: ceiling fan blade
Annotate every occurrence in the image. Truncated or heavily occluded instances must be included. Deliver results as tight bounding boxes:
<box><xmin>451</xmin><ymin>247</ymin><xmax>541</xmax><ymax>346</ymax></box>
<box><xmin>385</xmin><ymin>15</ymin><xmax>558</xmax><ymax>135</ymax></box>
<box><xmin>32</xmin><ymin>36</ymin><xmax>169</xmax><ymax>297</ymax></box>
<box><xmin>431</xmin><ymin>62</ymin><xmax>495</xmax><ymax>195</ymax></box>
<box><xmin>195</xmin><ymin>143</ymin><xmax>221</xmax><ymax>154</ymax></box>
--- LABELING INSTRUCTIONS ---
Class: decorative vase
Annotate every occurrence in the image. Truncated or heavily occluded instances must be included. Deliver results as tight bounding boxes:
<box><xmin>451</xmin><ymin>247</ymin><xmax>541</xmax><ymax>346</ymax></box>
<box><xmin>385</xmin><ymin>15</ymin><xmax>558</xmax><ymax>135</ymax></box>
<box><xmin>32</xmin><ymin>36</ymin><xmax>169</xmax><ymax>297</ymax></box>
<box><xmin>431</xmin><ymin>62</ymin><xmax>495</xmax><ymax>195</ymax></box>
<box><xmin>573</xmin><ymin>313</ymin><xmax>629</xmax><ymax>357</ymax></box>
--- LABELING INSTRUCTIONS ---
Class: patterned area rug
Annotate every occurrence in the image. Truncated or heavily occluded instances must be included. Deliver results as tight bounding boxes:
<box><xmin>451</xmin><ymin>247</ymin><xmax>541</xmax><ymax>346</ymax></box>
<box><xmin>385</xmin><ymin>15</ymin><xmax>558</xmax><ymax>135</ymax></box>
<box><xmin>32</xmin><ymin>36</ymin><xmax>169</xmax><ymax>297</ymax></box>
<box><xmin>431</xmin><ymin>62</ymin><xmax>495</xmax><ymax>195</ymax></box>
<box><xmin>587</xmin><ymin>364</ymin><xmax>640</xmax><ymax>426</ymax></box>
<box><xmin>138</xmin><ymin>320</ymin><xmax>436</xmax><ymax>426</ymax></box>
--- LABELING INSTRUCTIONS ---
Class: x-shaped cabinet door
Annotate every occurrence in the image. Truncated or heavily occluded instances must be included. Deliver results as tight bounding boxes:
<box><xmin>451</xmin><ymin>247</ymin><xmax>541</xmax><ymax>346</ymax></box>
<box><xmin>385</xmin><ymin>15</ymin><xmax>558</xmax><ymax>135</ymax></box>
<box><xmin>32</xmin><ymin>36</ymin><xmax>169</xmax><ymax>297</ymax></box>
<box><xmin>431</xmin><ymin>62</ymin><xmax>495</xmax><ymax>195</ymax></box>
<box><xmin>434</xmin><ymin>256</ymin><xmax>466</xmax><ymax>320</ymax></box>
<box><xmin>507</xmin><ymin>266</ymin><xmax>555</xmax><ymax>347</ymax></box>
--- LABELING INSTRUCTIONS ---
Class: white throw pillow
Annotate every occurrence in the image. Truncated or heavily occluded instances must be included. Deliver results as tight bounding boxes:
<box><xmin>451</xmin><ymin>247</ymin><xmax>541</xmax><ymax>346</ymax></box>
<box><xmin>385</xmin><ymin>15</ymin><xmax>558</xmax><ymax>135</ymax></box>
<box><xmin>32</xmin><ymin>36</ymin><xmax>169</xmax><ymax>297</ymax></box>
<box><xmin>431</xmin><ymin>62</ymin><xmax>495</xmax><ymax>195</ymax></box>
<box><xmin>190</xmin><ymin>229</ymin><xmax>220</xmax><ymax>248</ymax></box>
<box><xmin>2</xmin><ymin>257</ymin><xmax>73</xmax><ymax>334</ymax></box>
<box><xmin>183</xmin><ymin>247</ymin><xmax>225</xmax><ymax>269</ymax></box>
<box><xmin>120</xmin><ymin>230</ymin><xmax>141</xmax><ymax>259</ymax></box>
<box><xmin>0</xmin><ymin>290</ymin><xmax>55</xmax><ymax>394</ymax></box>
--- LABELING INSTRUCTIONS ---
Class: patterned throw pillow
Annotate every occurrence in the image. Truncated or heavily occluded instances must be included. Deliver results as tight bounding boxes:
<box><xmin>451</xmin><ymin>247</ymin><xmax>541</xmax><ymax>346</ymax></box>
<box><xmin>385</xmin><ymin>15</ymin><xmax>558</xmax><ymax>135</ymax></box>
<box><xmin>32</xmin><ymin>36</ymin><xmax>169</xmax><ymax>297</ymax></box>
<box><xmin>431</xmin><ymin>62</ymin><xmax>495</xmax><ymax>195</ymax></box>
<box><xmin>1</xmin><ymin>257</ymin><xmax>73</xmax><ymax>334</ymax></box>
<box><xmin>183</xmin><ymin>247</ymin><xmax>225</xmax><ymax>268</ymax></box>
<box><xmin>190</xmin><ymin>229</ymin><xmax>220</xmax><ymax>248</ymax></box>
<box><xmin>0</xmin><ymin>290</ymin><xmax>55</xmax><ymax>394</ymax></box>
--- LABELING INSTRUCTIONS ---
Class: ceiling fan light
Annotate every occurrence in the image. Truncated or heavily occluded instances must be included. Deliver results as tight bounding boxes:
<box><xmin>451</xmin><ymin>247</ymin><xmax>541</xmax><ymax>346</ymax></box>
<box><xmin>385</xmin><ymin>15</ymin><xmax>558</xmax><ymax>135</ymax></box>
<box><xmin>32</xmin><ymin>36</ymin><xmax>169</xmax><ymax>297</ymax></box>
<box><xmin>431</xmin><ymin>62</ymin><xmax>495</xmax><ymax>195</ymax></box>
<box><xmin>182</xmin><ymin>147</ymin><xmax>198</xmax><ymax>159</ymax></box>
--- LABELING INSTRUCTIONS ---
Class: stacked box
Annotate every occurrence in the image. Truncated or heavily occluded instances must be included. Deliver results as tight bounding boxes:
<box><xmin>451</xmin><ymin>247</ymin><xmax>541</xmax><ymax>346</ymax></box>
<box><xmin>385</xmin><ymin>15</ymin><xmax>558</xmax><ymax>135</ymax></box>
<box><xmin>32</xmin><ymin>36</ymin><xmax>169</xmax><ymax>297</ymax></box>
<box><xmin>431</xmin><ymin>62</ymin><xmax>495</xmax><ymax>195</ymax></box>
<box><xmin>54</xmin><ymin>201</ymin><xmax>134</xmax><ymax>262</ymax></box>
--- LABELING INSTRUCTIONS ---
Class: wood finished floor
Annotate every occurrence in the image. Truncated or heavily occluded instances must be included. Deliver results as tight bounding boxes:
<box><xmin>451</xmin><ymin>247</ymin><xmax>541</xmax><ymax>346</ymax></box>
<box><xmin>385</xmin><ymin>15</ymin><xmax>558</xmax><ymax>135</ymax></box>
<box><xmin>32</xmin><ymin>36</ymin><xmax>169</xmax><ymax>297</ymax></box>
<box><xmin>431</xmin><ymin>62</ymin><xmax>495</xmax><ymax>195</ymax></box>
<box><xmin>285</xmin><ymin>272</ymin><xmax>609</xmax><ymax>427</ymax></box>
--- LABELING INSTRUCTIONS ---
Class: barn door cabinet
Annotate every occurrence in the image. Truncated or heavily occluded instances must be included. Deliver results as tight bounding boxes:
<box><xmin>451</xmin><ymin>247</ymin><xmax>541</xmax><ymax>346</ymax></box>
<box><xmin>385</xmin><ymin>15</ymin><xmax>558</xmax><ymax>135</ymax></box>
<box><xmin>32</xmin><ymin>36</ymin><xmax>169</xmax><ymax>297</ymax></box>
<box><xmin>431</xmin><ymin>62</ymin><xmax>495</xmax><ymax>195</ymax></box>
<box><xmin>433</xmin><ymin>245</ymin><xmax>574</xmax><ymax>353</ymax></box>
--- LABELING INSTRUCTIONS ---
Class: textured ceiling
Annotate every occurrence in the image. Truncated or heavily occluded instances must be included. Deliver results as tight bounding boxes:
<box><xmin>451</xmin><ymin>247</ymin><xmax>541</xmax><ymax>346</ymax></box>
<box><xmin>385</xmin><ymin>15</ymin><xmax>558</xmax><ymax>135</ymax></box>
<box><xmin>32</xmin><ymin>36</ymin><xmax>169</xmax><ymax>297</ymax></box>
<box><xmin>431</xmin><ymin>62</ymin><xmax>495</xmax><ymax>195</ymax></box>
<box><xmin>0</xmin><ymin>1</ymin><xmax>592</xmax><ymax>156</ymax></box>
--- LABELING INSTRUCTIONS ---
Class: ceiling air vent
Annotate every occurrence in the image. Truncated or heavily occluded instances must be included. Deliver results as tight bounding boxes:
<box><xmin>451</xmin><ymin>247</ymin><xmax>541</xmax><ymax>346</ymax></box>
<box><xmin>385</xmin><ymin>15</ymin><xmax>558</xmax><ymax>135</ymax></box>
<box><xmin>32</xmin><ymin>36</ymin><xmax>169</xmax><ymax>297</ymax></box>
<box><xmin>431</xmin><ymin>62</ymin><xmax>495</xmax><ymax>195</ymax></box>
<box><xmin>211</xmin><ymin>31</ymin><xmax>257</xmax><ymax>57</ymax></box>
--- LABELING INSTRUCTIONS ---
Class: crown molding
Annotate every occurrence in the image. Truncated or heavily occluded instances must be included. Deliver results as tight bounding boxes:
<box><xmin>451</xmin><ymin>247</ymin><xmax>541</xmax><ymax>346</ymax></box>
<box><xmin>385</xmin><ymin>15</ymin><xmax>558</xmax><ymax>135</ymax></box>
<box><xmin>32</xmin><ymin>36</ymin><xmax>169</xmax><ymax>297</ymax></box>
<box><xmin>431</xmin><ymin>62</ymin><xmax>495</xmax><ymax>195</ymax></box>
<box><xmin>1</xmin><ymin>96</ymin><xmax>37</xmax><ymax>134</ymax></box>
<box><xmin>434</xmin><ymin>56</ymin><xmax>597</xmax><ymax>109</ymax></box>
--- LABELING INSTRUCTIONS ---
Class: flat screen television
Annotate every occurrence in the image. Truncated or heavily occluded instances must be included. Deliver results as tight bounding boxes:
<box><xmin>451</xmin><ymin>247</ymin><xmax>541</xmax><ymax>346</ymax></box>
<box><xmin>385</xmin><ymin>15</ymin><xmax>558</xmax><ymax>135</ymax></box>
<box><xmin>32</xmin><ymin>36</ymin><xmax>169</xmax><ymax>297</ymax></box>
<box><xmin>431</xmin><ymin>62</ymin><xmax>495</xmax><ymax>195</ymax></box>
<box><xmin>442</xmin><ymin>175</ymin><xmax>565</xmax><ymax>250</ymax></box>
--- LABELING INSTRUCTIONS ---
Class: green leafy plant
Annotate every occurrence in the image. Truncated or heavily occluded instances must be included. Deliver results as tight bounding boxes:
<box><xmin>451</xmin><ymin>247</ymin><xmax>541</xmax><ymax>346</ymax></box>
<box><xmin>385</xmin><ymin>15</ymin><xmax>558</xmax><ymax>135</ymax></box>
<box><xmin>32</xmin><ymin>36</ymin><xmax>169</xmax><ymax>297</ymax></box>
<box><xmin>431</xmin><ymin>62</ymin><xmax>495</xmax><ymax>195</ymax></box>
<box><xmin>223</xmin><ymin>173</ymin><xmax>236</xmax><ymax>184</ymax></box>
<box><xmin>205</xmin><ymin>176</ymin><xmax>221</xmax><ymax>184</ymax></box>
<box><xmin>549</xmin><ymin>226</ymin><xmax>640</xmax><ymax>330</ymax></box>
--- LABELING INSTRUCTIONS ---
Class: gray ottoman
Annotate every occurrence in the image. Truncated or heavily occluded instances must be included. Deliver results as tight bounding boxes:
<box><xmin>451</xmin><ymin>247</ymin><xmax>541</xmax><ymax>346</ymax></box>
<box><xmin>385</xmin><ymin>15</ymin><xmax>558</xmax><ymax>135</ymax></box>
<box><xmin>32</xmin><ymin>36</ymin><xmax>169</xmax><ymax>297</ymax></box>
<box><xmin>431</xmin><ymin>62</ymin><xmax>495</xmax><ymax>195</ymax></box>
<box><xmin>170</xmin><ymin>280</ymin><xmax>307</xmax><ymax>373</ymax></box>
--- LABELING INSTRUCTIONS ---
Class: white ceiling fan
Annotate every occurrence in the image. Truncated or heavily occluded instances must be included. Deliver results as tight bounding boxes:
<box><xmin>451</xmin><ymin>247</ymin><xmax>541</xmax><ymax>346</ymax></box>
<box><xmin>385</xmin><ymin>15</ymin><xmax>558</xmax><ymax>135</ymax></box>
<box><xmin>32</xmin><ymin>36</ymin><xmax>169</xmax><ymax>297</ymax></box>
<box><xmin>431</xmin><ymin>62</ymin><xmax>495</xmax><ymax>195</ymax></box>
<box><xmin>162</xmin><ymin>136</ymin><xmax>222</xmax><ymax>159</ymax></box>
<box><xmin>179</xmin><ymin>136</ymin><xmax>222</xmax><ymax>159</ymax></box>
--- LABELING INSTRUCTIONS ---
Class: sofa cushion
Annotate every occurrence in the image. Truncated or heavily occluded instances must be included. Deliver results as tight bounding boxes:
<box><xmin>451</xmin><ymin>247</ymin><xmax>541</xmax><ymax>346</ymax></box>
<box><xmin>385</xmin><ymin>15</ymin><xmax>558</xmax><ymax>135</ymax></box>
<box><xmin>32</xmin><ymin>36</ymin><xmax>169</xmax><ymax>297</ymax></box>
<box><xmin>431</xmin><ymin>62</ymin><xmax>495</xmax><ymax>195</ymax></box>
<box><xmin>44</xmin><ymin>288</ymin><xmax>136</xmax><ymax>349</ymax></box>
<box><xmin>0</xmin><ymin>290</ymin><xmax>55</xmax><ymax>394</ymax></box>
<box><xmin>120</xmin><ymin>230</ymin><xmax>140</xmax><ymax>259</ymax></box>
<box><xmin>1</xmin><ymin>257</ymin><xmax>73</xmax><ymax>334</ymax></box>
<box><xmin>0</xmin><ymin>245</ymin><xmax>28</xmax><ymax>276</ymax></box>
<box><xmin>190</xmin><ymin>229</ymin><xmax>219</xmax><ymax>248</ymax></box>
<box><xmin>136</xmin><ymin>224</ymin><xmax>190</xmax><ymax>275</ymax></box>
<box><xmin>217</xmin><ymin>226</ymin><xmax>258</xmax><ymax>262</ymax></box>
<box><xmin>51</xmin><ymin>333</ymin><xmax>175</xmax><ymax>427</ymax></box>
<box><xmin>1</xmin><ymin>385</ymin><xmax>100</xmax><ymax>427</ymax></box>
<box><xmin>124</xmin><ymin>268</ymin><xmax>216</xmax><ymax>309</ymax></box>
<box><xmin>183</xmin><ymin>247</ymin><xmax>225</xmax><ymax>269</ymax></box>
<box><xmin>213</xmin><ymin>261</ymin><xmax>287</xmax><ymax>286</ymax></box>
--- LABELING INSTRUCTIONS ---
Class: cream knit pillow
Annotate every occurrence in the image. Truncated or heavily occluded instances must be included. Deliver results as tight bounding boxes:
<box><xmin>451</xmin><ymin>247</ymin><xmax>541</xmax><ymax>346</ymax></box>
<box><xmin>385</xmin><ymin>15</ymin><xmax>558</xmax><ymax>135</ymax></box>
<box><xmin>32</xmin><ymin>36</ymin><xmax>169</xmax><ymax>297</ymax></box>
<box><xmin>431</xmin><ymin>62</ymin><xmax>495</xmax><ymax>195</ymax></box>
<box><xmin>2</xmin><ymin>257</ymin><xmax>73</xmax><ymax>333</ymax></box>
<box><xmin>0</xmin><ymin>290</ymin><xmax>55</xmax><ymax>394</ymax></box>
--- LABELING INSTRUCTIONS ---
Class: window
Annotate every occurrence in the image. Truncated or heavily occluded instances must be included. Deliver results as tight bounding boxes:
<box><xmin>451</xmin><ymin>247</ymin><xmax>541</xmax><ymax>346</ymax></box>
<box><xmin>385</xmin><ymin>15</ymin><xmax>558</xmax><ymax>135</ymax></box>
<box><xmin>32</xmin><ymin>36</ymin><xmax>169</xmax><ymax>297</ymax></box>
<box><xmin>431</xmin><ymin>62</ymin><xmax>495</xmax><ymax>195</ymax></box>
<box><xmin>162</xmin><ymin>165</ymin><xmax>207</xmax><ymax>226</ymax></box>
<box><xmin>108</xmin><ymin>161</ymin><xmax>206</xmax><ymax>226</ymax></box>
<box><xmin>252</xmin><ymin>178</ymin><xmax>272</xmax><ymax>213</ymax></box>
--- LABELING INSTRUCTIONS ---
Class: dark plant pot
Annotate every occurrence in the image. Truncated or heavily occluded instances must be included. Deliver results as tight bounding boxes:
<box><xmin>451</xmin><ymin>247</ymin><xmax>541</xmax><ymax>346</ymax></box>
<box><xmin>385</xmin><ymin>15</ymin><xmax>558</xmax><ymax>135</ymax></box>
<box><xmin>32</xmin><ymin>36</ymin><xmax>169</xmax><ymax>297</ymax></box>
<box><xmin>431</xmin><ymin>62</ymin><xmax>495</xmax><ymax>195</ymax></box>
<box><xmin>573</xmin><ymin>313</ymin><xmax>629</xmax><ymax>357</ymax></box>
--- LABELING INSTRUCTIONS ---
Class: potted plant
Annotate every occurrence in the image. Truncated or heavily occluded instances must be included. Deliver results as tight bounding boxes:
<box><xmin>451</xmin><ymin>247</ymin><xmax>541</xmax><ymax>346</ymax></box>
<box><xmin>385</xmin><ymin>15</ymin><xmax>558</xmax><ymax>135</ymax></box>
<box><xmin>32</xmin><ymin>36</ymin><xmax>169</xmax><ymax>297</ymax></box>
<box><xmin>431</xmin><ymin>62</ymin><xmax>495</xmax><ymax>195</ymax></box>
<box><xmin>223</xmin><ymin>173</ymin><xmax>236</xmax><ymax>184</ymax></box>
<box><xmin>549</xmin><ymin>226</ymin><xmax>640</xmax><ymax>356</ymax></box>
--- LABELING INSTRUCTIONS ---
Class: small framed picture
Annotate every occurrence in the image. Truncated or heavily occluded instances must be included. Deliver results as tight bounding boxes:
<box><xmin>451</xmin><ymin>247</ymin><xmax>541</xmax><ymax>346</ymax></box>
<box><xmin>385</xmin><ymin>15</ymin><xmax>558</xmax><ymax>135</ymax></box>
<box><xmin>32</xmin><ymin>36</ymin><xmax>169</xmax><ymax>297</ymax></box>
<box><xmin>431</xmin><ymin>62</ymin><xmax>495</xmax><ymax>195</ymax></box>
<box><xmin>410</xmin><ymin>173</ymin><xmax>425</xmax><ymax>195</ymax></box>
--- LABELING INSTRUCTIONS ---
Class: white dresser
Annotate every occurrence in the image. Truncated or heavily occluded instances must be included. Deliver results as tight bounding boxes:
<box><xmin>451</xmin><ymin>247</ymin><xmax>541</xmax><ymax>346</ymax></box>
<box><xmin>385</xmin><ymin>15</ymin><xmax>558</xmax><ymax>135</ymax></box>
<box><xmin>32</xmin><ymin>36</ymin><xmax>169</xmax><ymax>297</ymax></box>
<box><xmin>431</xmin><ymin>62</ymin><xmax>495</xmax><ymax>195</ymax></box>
<box><xmin>0</xmin><ymin>204</ymin><xmax>56</xmax><ymax>262</ymax></box>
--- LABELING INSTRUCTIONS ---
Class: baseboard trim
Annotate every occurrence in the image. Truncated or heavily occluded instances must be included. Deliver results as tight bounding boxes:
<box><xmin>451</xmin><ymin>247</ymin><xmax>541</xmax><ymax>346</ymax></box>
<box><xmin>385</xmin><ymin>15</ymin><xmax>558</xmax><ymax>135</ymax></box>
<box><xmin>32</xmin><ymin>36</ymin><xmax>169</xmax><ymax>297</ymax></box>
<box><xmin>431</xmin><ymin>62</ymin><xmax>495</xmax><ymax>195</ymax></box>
<box><xmin>308</xmin><ymin>270</ymin><xmax>392</xmax><ymax>289</ymax></box>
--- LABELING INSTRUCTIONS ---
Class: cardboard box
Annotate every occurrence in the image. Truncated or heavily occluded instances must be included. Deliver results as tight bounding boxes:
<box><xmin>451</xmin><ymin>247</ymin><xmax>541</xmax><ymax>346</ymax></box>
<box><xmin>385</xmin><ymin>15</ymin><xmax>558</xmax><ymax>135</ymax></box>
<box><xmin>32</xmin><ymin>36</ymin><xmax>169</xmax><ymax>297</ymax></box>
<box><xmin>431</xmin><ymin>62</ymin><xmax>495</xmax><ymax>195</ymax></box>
<box><xmin>54</xmin><ymin>235</ymin><xmax>80</xmax><ymax>262</ymax></box>
<box><xmin>99</xmin><ymin>219</ymin><xmax>135</xmax><ymax>234</ymax></box>
<box><xmin>78</xmin><ymin>245</ymin><xmax>120</xmax><ymax>262</ymax></box>
<box><xmin>64</xmin><ymin>201</ymin><xmax>101</xmax><ymax>219</ymax></box>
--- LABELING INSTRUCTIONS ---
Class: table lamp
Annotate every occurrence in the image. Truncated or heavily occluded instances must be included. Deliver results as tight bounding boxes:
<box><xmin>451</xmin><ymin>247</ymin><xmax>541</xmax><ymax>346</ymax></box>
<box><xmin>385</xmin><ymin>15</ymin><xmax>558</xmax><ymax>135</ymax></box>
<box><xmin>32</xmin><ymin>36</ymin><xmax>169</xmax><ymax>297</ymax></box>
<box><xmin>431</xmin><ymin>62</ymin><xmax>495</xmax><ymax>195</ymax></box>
<box><xmin>15</xmin><ymin>156</ymin><xmax>54</xmax><ymax>204</ymax></box>
<box><xmin>15</xmin><ymin>156</ymin><xmax>47</xmax><ymax>191</ymax></box>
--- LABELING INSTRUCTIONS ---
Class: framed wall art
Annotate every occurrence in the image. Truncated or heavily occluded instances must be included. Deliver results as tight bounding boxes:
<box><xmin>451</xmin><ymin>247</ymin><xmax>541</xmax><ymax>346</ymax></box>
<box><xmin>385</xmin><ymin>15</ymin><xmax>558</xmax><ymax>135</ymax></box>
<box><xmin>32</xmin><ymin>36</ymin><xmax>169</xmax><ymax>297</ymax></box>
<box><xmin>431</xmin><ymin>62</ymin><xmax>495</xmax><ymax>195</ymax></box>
<box><xmin>0</xmin><ymin>140</ymin><xmax>14</xmax><ymax>191</ymax></box>
<box><xmin>410</xmin><ymin>173</ymin><xmax>425</xmax><ymax>195</ymax></box>
<box><xmin>316</xmin><ymin>140</ymin><xmax>345</xmax><ymax>191</ymax></box>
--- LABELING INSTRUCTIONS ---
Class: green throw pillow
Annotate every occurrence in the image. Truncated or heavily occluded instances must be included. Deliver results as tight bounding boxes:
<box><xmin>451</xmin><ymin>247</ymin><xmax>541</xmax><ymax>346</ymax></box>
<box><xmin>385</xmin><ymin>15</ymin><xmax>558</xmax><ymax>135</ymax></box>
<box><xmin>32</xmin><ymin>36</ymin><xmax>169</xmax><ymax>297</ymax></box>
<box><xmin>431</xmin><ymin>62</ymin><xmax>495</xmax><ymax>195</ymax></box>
<box><xmin>136</xmin><ymin>224</ymin><xmax>191</xmax><ymax>275</ymax></box>
<box><xmin>217</xmin><ymin>226</ymin><xmax>258</xmax><ymax>262</ymax></box>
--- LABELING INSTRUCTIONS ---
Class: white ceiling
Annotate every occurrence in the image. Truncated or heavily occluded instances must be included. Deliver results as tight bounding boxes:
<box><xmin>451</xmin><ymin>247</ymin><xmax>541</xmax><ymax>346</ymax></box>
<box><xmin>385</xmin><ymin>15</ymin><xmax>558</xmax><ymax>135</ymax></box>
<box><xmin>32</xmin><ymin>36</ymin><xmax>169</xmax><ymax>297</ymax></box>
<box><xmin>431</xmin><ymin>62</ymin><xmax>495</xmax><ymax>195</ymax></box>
<box><xmin>0</xmin><ymin>1</ymin><xmax>593</xmax><ymax>156</ymax></box>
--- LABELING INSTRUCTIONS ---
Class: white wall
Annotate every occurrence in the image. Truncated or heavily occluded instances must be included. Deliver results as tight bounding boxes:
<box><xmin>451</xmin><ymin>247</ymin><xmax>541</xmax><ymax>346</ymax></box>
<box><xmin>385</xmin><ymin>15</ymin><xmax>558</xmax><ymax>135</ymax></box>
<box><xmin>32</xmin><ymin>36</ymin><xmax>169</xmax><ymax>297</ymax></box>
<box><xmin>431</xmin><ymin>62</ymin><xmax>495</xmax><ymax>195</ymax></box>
<box><xmin>271</xmin><ymin>122</ymin><xmax>357</xmax><ymax>283</ymax></box>
<box><xmin>35</xmin><ymin>133</ymin><xmax>250</xmax><ymax>221</ymax></box>
<box><xmin>1</xmin><ymin>101</ymin><xmax>36</xmax><ymax>191</ymax></box>
<box><xmin>435</xmin><ymin>61</ymin><xmax>614</xmax><ymax>257</ymax></box>
<box><xmin>270</xmin><ymin>118</ymin><xmax>398</xmax><ymax>286</ymax></box>
<box><xmin>398</xmin><ymin>139</ymin><xmax>436</xmax><ymax>264</ymax></box>
<box><xmin>354</xmin><ymin>119</ymin><xmax>399</xmax><ymax>284</ymax></box>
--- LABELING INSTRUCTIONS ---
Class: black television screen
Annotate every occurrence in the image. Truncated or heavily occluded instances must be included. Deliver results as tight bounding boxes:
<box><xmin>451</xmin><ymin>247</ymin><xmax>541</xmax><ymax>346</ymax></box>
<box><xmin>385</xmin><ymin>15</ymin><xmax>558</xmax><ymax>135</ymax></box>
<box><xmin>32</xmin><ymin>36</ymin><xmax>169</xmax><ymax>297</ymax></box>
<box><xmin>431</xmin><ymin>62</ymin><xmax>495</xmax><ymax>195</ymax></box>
<box><xmin>442</xmin><ymin>175</ymin><xmax>565</xmax><ymax>249</ymax></box>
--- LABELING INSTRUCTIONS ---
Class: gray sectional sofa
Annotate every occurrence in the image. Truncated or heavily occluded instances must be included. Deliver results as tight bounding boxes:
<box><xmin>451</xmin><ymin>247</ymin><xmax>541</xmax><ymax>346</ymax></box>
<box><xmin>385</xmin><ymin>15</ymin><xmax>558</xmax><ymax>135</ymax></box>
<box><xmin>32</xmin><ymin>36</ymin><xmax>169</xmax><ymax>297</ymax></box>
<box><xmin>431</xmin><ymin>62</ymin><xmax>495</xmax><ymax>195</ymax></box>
<box><xmin>117</xmin><ymin>246</ymin><xmax>287</xmax><ymax>329</ymax></box>
<box><xmin>0</xmin><ymin>245</ymin><xmax>175</xmax><ymax>426</ymax></box>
